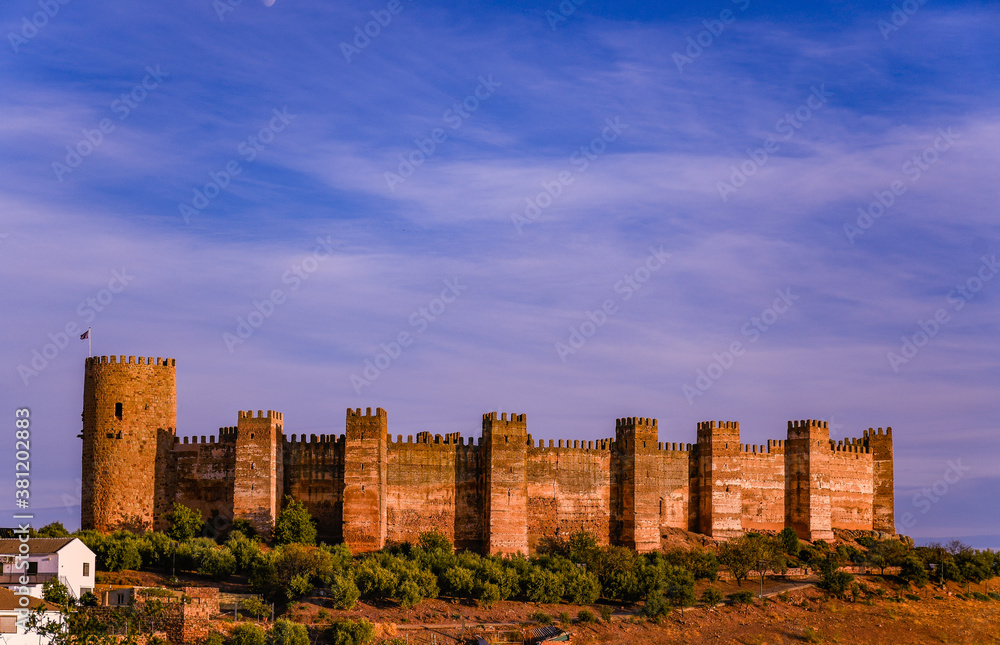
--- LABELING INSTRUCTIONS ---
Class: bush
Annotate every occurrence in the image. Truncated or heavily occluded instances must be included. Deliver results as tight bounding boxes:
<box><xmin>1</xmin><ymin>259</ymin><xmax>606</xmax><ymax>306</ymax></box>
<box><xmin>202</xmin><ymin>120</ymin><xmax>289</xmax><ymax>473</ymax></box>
<box><xmin>779</xmin><ymin>527</ymin><xmax>801</xmax><ymax>557</ymax></box>
<box><xmin>229</xmin><ymin>623</ymin><xmax>266</xmax><ymax>645</ymax></box>
<box><xmin>329</xmin><ymin>575</ymin><xmax>360</xmax><ymax>610</ymax></box>
<box><xmin>326</xmin><ymin>619</ymin><xmax>374</xmax><ymax>645</ymax></box>
<box><xmin>641</xmin><ymin>589</ymin><xmax>671</xmax><ymax>622</ymax></box>
<box><xmin>576</xmin><ymin>609</ymin><xmax>596</xmax><ymax>624</ymax></box>
<box><xmin>530</xmin><ymin>611</ymin><xmax>553</xmax><ymax>625</ymax></box>
<box><xmin>230</xmin><ymin>519</ymin><xmax>257</xmax><ymax>539</ymax></box>
<box><xmin>598</xmin><ymin>605</ymin><xmax>613</xmax><ymax>622</ymax></box>
<box><xmin>167</xmin><ymin>503</ymin><xmax>204</xmax><ymax>541</ymax></box>
<box><xmin>269</xmin><ymin>619</ymin><xmax>309</xmax><ymax>645</ymax></box>
<box><xmin>557</xmin><ymin>611</ymin><xmax>572</xmax><ymax>625</ymax></box>
<box><xmin>728</xmin><ymin>591</ymin><xmax>755</xmax><ymax>606</ymax></box>
<box><xmin>701</xmin><ymin>587</ymin><xmax>723</xmax><ymax>608</ymax></box>
<box><xmin>203</xmin><ymin>633</ymin><xmax>226</xmax><ymax>645</ymax></box>
<box><xmin>905</xmin><ymin>593</ymin><xmax>921</xmax><ymax>601</ymax></box>
<box><xmin>274</xmin><ymin>498</ymin><xmax>317</xmax><ymax>546</ymax></box>
<box><xmin>802</xmin><ymin>627</ymin><xmax>822</xmax><ymax>643</ymax></box>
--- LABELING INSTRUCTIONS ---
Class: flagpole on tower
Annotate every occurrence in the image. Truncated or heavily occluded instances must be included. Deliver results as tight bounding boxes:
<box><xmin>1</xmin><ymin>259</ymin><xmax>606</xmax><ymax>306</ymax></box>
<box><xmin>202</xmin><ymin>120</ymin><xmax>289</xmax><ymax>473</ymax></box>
<box><xmin>81</xmin><ymin>328</ymin><xmax>92</xmax><ymax>357</ymax></box>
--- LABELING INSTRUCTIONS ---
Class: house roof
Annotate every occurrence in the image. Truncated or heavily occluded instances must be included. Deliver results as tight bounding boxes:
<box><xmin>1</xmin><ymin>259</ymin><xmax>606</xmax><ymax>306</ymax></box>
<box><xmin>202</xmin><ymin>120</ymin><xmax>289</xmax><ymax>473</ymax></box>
<box><xmin>527</xmin><ymin>626</ymin><xmax>570</xmax><ymax>643</ymax></box>
<box><xmin>0</xmin><ymin>588</ymin><xmax>60</xmax><ymax>612</ymax></box>
<box><xmin>0</xmin><ymin>538</ymin><xmax>77</xmax><ymax>556</ymax></box>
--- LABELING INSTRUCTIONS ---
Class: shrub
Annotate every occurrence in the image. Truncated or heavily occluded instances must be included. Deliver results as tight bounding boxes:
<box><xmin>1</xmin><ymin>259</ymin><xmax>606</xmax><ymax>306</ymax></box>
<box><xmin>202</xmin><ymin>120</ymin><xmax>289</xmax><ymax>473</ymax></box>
<box><xmin>576</xmin><ymin>609</ymin><xmax>596</xmax><ymax>624</ymax></box>
<box><xmin>905</xmin><ymin>593</ymin><xmax>922</xmax><ymax>601</ymax></box>
<box><xmin>329</xmin><ymin>575</ymin><xmax>360</xmax><ymax>610</ymax></box>
<box><xmin>229</xmin><ymin>623</ymin><xmax>266</xmax><ymax>645</ymax></box>
<box><xmin>269</xmin><ymin>619</ymin><xmax>309</xmax><ymax>645</ymax></box>
<box><xmin>203</xmin><ymin>633</ymin><xmax>226</xmax><ymax>645</ymax></box>
<box><xmin>701</xmin><ymin>587</ymin><xmax>723</xmax><ymax>608</ymax></box>
<box><xmin>396</xmin><ymin>580</ymin><xmax>423</xmax><ymax>609</ymax></box>
<box><xmin>728</xmin><ymin>591</ymin><xmax>755</xmax><ymax>606</ymax></box>
<box><xmin>989</xmin><ymin>592</ymin><xmax>1000</xmax><ymax>601</ymax></box>
<box><xmin>530</xmin><ymin>611</ymin><xmax>553</xmax><ymax>625</ymax></box>
<box><xmin>641</xmin><ymin>589</ymin><xmax>671</xmax><ymax>622</ymax></box>
<box><xmin>779</xmin><ymin>527</ymin><xmax>801</xmax><ymax>557</ymax></box>
<box><xmin>443</xmin><ymin>566</ymin><xmax>476</xmax><ymax>597</ymax></box>
<box><xmin>326</xmin><ymin>619</ymin><xmax>374</xmax><ymax>645</ymax></box>
<box><xmin>818</xmin><ymin>569</ymin><xmax>855</xmax><ymax>598</ymax></box>
<box><xmin>167</xmin><ymin>503</ymin><xmax>204</xmax><ymax>541</ymax></box>
<box><xmin>598</xmin><ymin>605</ymin><xmax>613</xmax><ymax>622</ymax></box>
<box><xmin>802</xmin><ymin>627</ymin><xmax>822</xmax><ymax>643</ymax></box>
<box><xmin>557</xmin><ymin>611</ymin><xmax>572</xmax><ymax>625</ymax></box>
<box><xmin>971</xmin><ymin>592</ymin><xmax>990</xmax><ymax>602</ymax></box>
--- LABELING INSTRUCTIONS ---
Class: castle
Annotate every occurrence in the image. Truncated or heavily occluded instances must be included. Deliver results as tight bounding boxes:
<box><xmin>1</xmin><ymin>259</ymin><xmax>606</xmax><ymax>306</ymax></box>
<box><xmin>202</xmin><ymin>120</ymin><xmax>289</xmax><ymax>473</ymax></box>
<box><xmin>80</xmin><ymin>355</ymin><xmax>895</xmax><ymax>553</ymax></box>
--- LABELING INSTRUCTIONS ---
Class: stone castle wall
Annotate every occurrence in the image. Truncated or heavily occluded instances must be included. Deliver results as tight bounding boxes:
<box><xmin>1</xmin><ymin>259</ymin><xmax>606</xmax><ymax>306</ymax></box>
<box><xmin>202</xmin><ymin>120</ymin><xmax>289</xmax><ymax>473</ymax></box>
<box><xmin>80</xmin><ymin>357</ymin><xmax>895</xmax><ymax>551</ymax></box>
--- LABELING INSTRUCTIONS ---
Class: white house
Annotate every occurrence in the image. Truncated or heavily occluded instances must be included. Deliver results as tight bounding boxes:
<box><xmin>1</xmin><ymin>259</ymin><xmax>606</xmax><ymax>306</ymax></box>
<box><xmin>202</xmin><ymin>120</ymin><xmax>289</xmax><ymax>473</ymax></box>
<box><xmin>0</xmin><ymin>539</ymin><xmax>95</xmax><ymax>600</ymax></box>
<box><xmin>0</xmin><ymin>587</ymin><xmax>62</xmax><ymax>645</ymax></box>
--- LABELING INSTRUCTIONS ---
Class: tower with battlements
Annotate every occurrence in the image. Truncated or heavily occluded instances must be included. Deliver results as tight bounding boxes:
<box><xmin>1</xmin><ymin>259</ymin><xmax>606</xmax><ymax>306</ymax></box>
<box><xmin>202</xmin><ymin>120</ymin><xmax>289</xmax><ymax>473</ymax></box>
<box><xmin>81</xmin><ymin>355</ymin><xmax>177</xmax><ymax>532</ymax></box>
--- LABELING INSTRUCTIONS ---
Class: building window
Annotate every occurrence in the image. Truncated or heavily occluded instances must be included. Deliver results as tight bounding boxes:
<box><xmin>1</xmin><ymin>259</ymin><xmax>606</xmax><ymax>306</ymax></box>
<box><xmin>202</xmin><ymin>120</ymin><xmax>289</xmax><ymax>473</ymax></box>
<box><xmin>0</xmin><ymin>616</ymin><xmax>16</xmax><ymax>634</ymax></box>
<box><xmin>115</xmin><ymin>402</ymin><xmax>123</xmax><ymax>420</ymax></box>
<box><xmin>83</xmin><ymin>562</ymin><xmax>90</xmax><ymax>577</ymax></box>
<box><xmin>26</xmin><ymin>561</ymin><xmax>37</xmax><ymax>575</ymax></box>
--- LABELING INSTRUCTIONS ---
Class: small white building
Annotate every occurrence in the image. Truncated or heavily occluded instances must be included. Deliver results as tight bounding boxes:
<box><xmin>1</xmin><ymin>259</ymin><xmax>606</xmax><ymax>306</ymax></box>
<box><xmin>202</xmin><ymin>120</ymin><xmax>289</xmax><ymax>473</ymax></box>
<box><xmin>0</xmin><ymin>587</ymin><xmax>62</xmax><ymax>645</ymax></box>
<box><xmin>0</xmin><ymin>539</ymin><xmax>95</xmax><ymax>600</ymax></box>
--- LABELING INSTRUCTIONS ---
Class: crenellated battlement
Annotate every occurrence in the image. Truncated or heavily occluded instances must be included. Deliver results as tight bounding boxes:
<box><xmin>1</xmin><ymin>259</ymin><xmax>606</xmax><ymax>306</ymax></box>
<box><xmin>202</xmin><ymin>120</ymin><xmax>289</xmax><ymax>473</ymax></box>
<box><xmin>238</xmin><ymin>409</ymin><xmax>283</xmax><ymax>420</ymax></box>
<box><xmin>348</xmin><ymin>406</ymin><xmax>386</xmax><ymax>418</ymax></box>
<box><xmin>788</xmin><ymin>419</ymin><xmax>827</xmax><ymax>429</ymax></box>
<box><xmin>863</xmin><ymin>426</ymin><xmax>893</xmax><ymax>439</ymax></box>
<box><xmin>616</xmin><ymin>416</ymin><xmax>657</xmax><ymax>428</ymax></box>
<box><xmin>86</xmin><ymin>355</ymin><xmax>175</xmax><ymax>367</ymax></box>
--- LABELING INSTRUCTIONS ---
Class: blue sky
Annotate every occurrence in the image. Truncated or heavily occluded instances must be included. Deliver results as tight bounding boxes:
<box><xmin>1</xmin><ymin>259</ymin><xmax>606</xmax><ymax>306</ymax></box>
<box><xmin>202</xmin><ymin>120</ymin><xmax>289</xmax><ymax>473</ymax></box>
<box><xmin>1</xmin><ymin>0</ymin><xmax>998</xmax><ymax>547</ymax></box>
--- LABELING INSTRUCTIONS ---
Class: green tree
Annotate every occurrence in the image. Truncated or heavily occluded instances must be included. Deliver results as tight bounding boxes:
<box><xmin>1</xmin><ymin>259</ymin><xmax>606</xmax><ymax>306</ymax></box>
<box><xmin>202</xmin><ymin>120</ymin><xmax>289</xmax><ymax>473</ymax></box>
<box><xmin>268</xmin><ymin>619</ymin><xmax>309</xmax><ymax>645</ymax></box>
<box><xmin>718</xmin><ymin>534</ymin><xmax>774</xmax><ymax>587</ymax></box>
<box><xmin>900</xmin><ymin>555</ymin><xmax>929</xmax><ymax>587</ymax></box>
<box><xmin>701</xmin><ymin>587</ymin><xmax>723</xmax><ymax>608</ymax></box>
<box><xmin>104</xmin><ymin>534</ymin><xmax>142</xmax><ymax>571</ymax></box>
<box><xmin>229</xmin><ymin>623</ymin><xmax>266</xmax><ymax>645</ymax></box>
<box><xmin>198</xmin><ymin>547</ymin><xmax>236</xmax><ymax>579</ymax></box>
<box><xmin>167</xmin><ymin>503</ymin><xmax>204</xmax><ymax>541</ymax></box>
<box><xmin>37</xmin><ymin>522</ymin><xmax>71</xmax><ymax>538</ymax></box>
<box><xmin>274</xmin><ymin>498</ymin><xmax>317</xmax><ymax>546</ymax></box>
<box><xmin>240</xmin><ymin>597</ymin><xmax>270</xmax><ymax>620</ymax></box>
<box><xmin>42</xmin><ymin>579</ymin><xmax>71</xmax><ymax>606</ymax></box>
<box><xmin>778</xmin><ymin>528</ymin><xmax>800</xmax><ymax>557</ymax></box>
<box><xmin>329</xmin><ymin>575</ymin><xmax>360</xmax><ymax>610</ymax></box>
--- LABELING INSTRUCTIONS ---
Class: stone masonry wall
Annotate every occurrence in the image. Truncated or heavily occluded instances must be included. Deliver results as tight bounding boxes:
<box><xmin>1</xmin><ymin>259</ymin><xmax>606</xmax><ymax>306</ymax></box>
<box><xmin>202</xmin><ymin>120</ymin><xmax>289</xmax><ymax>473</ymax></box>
<box><xmin>526</xmin><ymin>439</ymin><xmax>614</xmax><ymax>551</ymax></box>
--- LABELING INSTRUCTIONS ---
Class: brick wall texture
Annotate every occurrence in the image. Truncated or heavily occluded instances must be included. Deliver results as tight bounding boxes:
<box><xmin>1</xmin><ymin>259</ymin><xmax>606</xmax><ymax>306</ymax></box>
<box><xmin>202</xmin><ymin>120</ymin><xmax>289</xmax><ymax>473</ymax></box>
<box><xmin>81</xmin><ymin>357</ymin><xmax>895</xmax><ymax>552</ymax></box>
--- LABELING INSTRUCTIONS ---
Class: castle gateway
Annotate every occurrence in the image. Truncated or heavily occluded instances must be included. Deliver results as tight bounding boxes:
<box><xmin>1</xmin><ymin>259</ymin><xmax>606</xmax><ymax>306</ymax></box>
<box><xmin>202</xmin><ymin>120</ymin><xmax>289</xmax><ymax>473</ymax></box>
<box><xmin>80</xmin><ymin>356</ymin><xmax>894</xmax><ymax>553</ymax></box>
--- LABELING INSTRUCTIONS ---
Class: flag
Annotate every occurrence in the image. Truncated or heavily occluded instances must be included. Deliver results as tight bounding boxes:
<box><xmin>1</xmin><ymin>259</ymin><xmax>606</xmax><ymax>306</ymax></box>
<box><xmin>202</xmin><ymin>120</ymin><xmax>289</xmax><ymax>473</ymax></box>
<box><xmin>80</xmin><ymin>329</ymin><xmax>90</xmax><ymax>340</ymax></box>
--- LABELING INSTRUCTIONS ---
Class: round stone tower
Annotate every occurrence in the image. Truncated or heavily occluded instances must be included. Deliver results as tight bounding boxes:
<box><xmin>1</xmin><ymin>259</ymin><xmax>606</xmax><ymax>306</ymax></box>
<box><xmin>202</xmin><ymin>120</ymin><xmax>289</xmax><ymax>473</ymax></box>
<box><xmin>81</xmin><ymin>355</ymin><xmax>176</xmax><ymax>532</ymax></box>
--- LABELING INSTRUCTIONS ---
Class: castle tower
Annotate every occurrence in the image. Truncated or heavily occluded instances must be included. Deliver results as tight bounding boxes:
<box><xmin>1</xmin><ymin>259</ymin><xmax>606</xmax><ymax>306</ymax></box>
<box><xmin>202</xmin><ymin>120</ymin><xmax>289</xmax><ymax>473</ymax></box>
<box><xmin>615</xmin><ymin>417</ymin><xmax>661</xmax><ymax>551</ymax></box>
<box><xmin>483</xmin><ymin>412</ymin><xmax>528</xmax><ymax>555</ymax></box>
<box><xmin>233</xmin><ymin>410</ymin><xmax>284</xmax><ymax>537</ymax></box>
<box><xmin>785</xmin><ymin>419</ymin><xmax>834</xmax><ymax>541</ymax></box>
<box><xmin>81</xmin><ymin>356</ymin><xmax>176</xmax><ymax>532</ymax></box>
<box><xmin>865</xmin><ymin>427</ymin><xmax>895</xmax><ymax>533</ymax></box>
<box><xmin>694</xmin><ymin>421</ymin><xmax>743</xmax><ymax>538</ymax></box>
<box><xmin>342</xmin><ymin>407</ymin><xmax>387</xmax><ymax>553</ymax></box>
